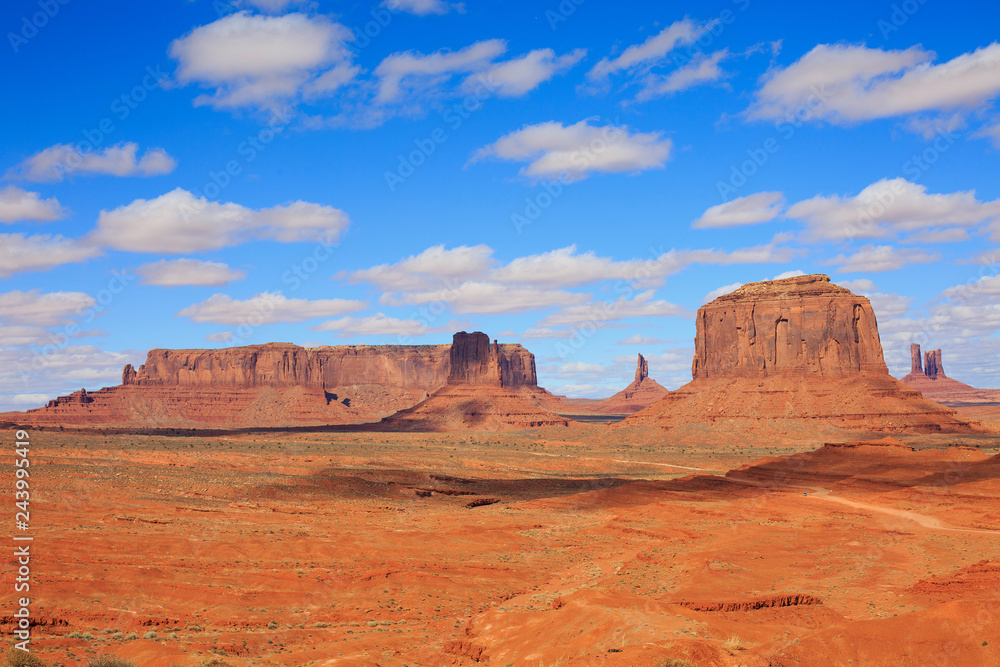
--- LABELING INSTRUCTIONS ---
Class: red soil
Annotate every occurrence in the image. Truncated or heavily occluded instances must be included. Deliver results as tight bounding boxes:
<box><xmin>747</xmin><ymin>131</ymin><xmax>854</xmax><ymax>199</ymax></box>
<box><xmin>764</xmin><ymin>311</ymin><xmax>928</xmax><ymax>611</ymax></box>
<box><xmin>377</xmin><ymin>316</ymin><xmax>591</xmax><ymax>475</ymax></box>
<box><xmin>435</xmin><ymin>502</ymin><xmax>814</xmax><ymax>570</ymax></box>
<box><xmin>5</xmin><ymin>425</ymin><xmax>999</xmax><ymax>666</ymax></box>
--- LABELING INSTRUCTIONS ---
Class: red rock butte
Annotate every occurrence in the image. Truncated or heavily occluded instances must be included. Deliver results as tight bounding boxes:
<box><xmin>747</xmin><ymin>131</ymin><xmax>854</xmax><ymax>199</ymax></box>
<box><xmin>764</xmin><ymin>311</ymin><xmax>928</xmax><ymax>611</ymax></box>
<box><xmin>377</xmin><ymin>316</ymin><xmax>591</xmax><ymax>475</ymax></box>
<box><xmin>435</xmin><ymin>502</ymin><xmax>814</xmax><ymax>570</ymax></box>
<box><xmin>622</xmin><ymin>274</ymin><xmax>986</xmax><ymax>438</ymax></box>
<box><xmin>380</xmin><ymin>331</ymin><xmax>569</xmax><ymax>431</ymax></box>
<box><xmin>2</xmin><ymin>333</ymin><xmax>541</xmax><ymax>428</ymax></box>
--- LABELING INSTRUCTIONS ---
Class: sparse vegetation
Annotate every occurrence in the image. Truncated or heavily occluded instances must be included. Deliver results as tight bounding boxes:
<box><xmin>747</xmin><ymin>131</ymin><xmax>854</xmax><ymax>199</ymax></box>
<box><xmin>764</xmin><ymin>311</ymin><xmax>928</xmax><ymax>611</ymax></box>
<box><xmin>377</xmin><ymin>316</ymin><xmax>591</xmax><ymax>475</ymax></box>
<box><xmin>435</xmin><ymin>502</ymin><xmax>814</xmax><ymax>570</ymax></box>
<box><xmin>723</xmin><ymin>634</ymin><xmax>744</xmax><ymax>652</ymax></box>
<box><xmin>86</xmin><ymin>657</ymin><xmax>138</xmax><ymax>667</ymax></box>
<box><xmin>3</xmin><ymin>647</ymin><xmax>48</xmax><ymax>667</ymax></box>
<box><xmin>655</xmin><ymin>659</ymin><xmax>696</xmax><ymax>667</ymax></box>
<box><xmin>143</xmin><ymin>630</ymin><xmax>157</xmax><ymax>639</ymax></box>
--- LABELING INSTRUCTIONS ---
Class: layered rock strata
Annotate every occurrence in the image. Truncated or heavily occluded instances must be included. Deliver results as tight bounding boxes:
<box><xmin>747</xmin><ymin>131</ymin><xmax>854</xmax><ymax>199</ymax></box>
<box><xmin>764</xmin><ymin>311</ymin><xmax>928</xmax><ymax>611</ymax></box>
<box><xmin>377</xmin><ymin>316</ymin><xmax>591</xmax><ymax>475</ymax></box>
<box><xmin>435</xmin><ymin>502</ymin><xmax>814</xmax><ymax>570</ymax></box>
<box><xmin>4</xmin><ymin>336</ymin><xmax>540</xmax><ymax>428</ymax></box>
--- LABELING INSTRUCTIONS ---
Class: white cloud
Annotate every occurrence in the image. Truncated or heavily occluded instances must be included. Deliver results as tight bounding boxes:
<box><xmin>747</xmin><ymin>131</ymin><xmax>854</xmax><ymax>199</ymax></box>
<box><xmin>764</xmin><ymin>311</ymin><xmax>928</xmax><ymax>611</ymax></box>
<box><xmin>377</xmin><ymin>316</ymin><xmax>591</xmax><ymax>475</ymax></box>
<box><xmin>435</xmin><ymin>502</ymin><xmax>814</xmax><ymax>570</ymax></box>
<box><xmin>0</xmin><ymin>290</ymin><xmax>96</xmax><ymax>327</ymax></box>
<box><xmin>490</xmin><ymin>245</ymin><xmax>650</xmax><ymax>288</ymax></box>
<box><xmin>827</xmin><ymin>244</ymin><xmax>936</xmax><ymax>273</ymax></box>
<box><xmin>0</xmin><ymin>185</ymin><xmax>65</xmax><ymax>222</ymax></box>
<box><xmin>616</xmin><ymin>334</ymin><xmax>668</xmax><ymax>345</ymax></box>
<box><xmin>465</xmin><ymin>48</ymin><xmax>585</xmax><ymax>97</ymax></box>
<box><xmin>374</xmin><ymin>39</ymin><xmax>506</xmax><ymax>103</ymax></box>
<box><xmin>835</xmin><ymin>278</ymin><xmax>878</xmax><ymax>293</ymax></box>
<box><xmin>12</xmin><ymin>143</ymin><xmax>176</xmax><ymax>182</ymax></box>
<box><xmin>511</xmin><ymin>327</ymin><xmax>574</xmax><ymax>339</ymax></box>
<box><xmin>704</xmin><ymin>282</ymin><xmax>743</xmax><ymax>302</ymax></box>
<box><xmin>384</xmin><ymin>281</ymin><xmax>590</xmax><ymax>315</ymax></box>
<box><xmin>177</xmin><ymin>292</ymin><xmax>366</xmax><ymax>325</ymax></box>
<box><xmin>865</xmin><ymin>292</ymin><xmax>913</xmax><ymax>319</ymax></box>
<box><xmin>537</xmin><ymin>290</ymin><xmax>687</xmax><ymax>327</ymax></box>
<box><xmin>692</xmin><ymin>191</ymin><xmax>784</xmax><ymax>228</ymax></box>
<box><xmin>92</xmin><ymin>188</ymin><xmax>349</xmax><ymax>253</ymax></box>
<box><xmin>383</xmin><ymin>0</ymin><xmax>464</xmax><ymax>16</ymax></box>
<box><xmin>974</xmin><ymin>119</ymin><xmax>1000</xmax><ymax>147</ymax></box>
<box><xmin>344</xmin><ymin>244</ymin><xmax>493</xmax><ymax>292</ymax></box>
<box><xmin>205</xmin><ymin>331</ymin><xmax>235</xmax><ymax>343</ymax></box>
<box><xmin>137</xmin><ymin>259</ymin><xmax>247</xmax><ymax>287</ymax></box>
<box><xmin>313</xmin><ymin>314</ymin><xmax>444</xmax><ymax>337</ymax></box>
<box><xmin>558</xmin><ymin>362</ymin><xmax>605</xmax><ymax>374</ymax></box>
<box><xmin>587</xmin><ymin>18</ymin><xmax>712</xmax><ymax>85</ymax></box>
<box><xmin>0</xmin><ymin>326</ymin><xmax>48</xmax><ymax>346</ymax></box>
<box><xmin>748</xmin><ymin>43</ymin><xmax>1000</xmax><ymax>124</ymax></box>
<box><xmin>10</xmin><ymin>393</ymin><xmax>54</xmax><ymax>406</ymax></box>
<box><xmin>635</xmin><ymin>50</ymin><xmax>728</xmax><ymax>101</ymax></box>
<box><xmin>786</xmin><ymin>178</ymin><xmax>1000</xmax><ymax>241</ymax></box>
<box><xmin>901</xmin><ymin>113</ymin><xmax>967</xmax><ymax>140</ymax></box>
<box><xmin>472</xmin><ymin>119</ymin><xmax>672</xmax><ymax>181</ymax></box>
<box><xmin>908</xmin><ymin>228</ymin><xmax>970</xmax><ymax>243</ymax></box>
<box><xmin>0</xmin><ymin>234</ymin><xmax>100</xmax><ymax>278</ymax></box>
<box><xmin>170</xmin><ymin>12</ymin><xmax>356</xmax><ymax>110</ymax></box>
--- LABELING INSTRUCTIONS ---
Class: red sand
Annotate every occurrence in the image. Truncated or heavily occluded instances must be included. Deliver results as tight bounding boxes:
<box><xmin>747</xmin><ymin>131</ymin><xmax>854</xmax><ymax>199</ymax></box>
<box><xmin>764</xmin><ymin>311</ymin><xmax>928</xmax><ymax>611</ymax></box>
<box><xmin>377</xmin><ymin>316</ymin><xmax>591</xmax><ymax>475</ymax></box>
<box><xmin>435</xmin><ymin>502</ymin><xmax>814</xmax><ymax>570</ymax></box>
<box><xmin>4</xmin><ymin>425</ymin><xmax>999</xmax><ymax>666</ymax></box>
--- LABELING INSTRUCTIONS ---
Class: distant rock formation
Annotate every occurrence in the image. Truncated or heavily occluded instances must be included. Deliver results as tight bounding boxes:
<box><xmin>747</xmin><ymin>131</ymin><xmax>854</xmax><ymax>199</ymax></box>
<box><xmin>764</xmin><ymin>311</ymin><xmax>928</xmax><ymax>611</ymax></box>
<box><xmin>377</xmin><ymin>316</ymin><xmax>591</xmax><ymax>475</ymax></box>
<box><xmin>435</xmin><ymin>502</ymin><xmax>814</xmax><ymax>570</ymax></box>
<box><xmin>635</xmin><ymin>353</ymin><xmax>648</xmax><ymax>382</ymax></box>
<box><xmin>924</xmin><ymin>348</ymin><xmax>945</xmax><ymax>379</ymax></box>
<box><xmin>901</xmin><ymin>344</ymin><xmax>1000</xmax><ymax>407</ymax></box>
<box><xmin>564</xmin><ymin>353</ymin><xmax>669</xmax><ymax>415</ymax></box>
<box><xmin>622</xmin><ymin>275</ymin><xmax>986</xmax><ymax>439</ymax></box>
<box><xmin>2</xmin><ymin>336</ymin><xmax>541</xmax><ymax>428</ymax></box>
<box><xmin>380</xmin><ymin>332</ymin><xmax>567</xmax><ymax>431</ymax></box>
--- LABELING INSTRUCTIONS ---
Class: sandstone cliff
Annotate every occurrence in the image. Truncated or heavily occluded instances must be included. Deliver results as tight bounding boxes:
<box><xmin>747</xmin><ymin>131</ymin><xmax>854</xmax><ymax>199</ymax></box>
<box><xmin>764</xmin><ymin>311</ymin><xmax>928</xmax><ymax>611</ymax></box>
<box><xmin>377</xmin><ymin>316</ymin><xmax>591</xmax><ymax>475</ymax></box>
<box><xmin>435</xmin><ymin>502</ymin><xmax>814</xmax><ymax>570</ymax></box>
<box><xmin>622</xmin><ymin>275</ymin><xmax>986</xmax><ymax>439</ymax></box>
<box><xmin>692</xmin><ymin>275</ymin><xmax>887</xmax><ymax>379</ymax></box>
<box><xmin>6</xmin><ymin>335</ymin><xmax>540</xmax><ymax>428</ymax></box>
<box><xmin>562</xmin><ymin>354</ymin><xmax>669</xmax><ymax>415</ymax></box>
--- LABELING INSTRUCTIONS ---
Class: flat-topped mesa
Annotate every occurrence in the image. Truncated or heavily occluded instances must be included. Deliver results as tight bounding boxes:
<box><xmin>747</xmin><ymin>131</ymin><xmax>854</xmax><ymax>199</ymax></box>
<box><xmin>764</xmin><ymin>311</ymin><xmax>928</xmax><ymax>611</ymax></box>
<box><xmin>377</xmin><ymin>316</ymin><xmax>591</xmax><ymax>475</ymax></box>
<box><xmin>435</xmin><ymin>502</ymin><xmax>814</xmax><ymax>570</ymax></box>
<box><xmin>692</xmin><ymin>274</ymin><xmax>888</xmax><ymax>379</ymax></box>
<box><xmin>635</xmin><ymin>353</ymin><xmax>648</xmax><ymax>383</ymax></box>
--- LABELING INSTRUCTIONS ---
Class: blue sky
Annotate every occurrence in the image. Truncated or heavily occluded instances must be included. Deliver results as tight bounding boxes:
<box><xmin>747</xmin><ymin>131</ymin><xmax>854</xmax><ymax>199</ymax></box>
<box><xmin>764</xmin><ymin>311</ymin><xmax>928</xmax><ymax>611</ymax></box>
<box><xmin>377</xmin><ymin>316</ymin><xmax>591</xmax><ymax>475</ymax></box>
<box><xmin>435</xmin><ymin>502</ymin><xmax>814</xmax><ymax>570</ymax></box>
<box><xmin>2</xmin><ymin>0</ymin><xmax>1000</xmax><ymax>410</ymax></box>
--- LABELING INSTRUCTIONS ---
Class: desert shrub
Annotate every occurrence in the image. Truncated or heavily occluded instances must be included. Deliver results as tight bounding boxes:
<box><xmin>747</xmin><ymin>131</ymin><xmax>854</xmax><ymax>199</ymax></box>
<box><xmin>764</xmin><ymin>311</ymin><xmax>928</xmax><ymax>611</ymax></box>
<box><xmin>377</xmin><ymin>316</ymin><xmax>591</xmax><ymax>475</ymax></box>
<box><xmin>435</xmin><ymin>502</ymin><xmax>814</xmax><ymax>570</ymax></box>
<box><xmin>655</xmin><ymin>659</ymin><xmax>696</xmax><ymax>667</ymax></box>
<box><xmin>3</xmin><ymin>647</ymin><xmax>48</xmax><ymax>667</ymax></box>
<box><xmin>723</xmin><ymin>634</ymin><xmax>743</xmax><ymax>652</ymax></box>
<box><xmin>198</xmin><ymin>660</ymin><xmax>234</xmax><ymax>667</ymax></box>
<box><xmin>143</xmin><ymin>630</ymin><xmax>157</xmax><ymax>639</ymax></box>
<box><xmin>86</xmin><ymin>657</ymin><xmax>138</xmax><ymax>667</ymax></box>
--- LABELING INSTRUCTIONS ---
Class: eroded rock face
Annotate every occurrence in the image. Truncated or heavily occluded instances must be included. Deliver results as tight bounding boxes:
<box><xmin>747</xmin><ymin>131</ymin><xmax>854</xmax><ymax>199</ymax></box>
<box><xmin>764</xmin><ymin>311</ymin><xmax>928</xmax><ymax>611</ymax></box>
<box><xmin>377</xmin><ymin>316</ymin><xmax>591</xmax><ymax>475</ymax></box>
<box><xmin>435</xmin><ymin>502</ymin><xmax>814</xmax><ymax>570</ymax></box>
<box><xmin>691</xmin><ymin>274</ymin><xmax>887</xmax><ymax>379</ymax></box>
<box><xmin>635</xmin><ymin>354</ymin><xmax>648</xmax><ymax>383</ymax></box>
<box><xmin>9</xmin><ymin>335</ymin><xmax>539</xmax><ymax>427</ymax></box>
<box><xmin>924</xmin><ymin>348</ymin><xmax>945</xmax><ymax>379</ymax></box>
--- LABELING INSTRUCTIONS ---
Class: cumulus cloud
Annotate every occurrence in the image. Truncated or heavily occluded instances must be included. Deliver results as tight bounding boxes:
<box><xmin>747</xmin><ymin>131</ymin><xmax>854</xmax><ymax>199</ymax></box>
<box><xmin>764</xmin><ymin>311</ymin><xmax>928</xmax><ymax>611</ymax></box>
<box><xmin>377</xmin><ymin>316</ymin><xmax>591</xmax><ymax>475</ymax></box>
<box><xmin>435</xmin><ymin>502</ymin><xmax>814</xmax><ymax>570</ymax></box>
<box><xmin>692</xmin><ymin>191</ymin><xmax>784</xmax><ymax>228</ymax></box>
<box><xmin>586</xmin><ymin>18</ymin><xmax>714</xmax><ymax>86</ymax></box>
<box><xmin>786</xmin><ymin>178</ymin><xmax>1000</xmax><ymax>241</ymax></box>
<box><xmin>537</xmin><ymin>290</ymin><xmax>688</xmax><ymax>327</ymax></box>
<box><xmin>465</xmin><ymin>48</ymin><xmax>585</xmax><ymax>97</ymax></box>
<box><xmin>176</xmin><ymin>292</ymin><xmax>366</xmax><ymax>325</ymax></box>
<box><xmin>616</xmin><ymin>334</ymin><xmax>669</xmax><ymax>345</ymax></box>
<box><xmin>635</xmin><ymin>50</ymin><xmax>729</xmax><ymax>101</ymax></box>
<box><xmin>383</xmin><ymin>0</ymin><xmax>464</xmax><ymax>16</ymax></box>
<box><xmin>472</xmin><ymin>119</ymin><xmax>672</xmax><ymax>181</ymax></box>
<box><xmin>374</xmin><ymin>39</ymin><xmax>506</xmax><ymax>103</ymax></box>
<box><xmin>343</xmin><ymin>244</ymin><xmax>493</xmax><ymax>292</ymax></box>
<box><xmin>137</xmin><ymin>259</ymin><xmax>247</xmax><ymax>287</ymax></box>
<box><xmin>974</xmin><ymin>119</ymin><xmax>1000</xmax><ymax>147</ymax></box>
<box><xmin>835</xmin><ymin>278</ymin><xmax>878</xmax><ymax>293</ymax></box>
<box><xmin>170</xmin><ymin>12</ymin><xmax>357</xmax><ymax>110</ymax></box>
<box><xmin>0</xmin><ymin>290</ymin><xmax>96</xmax><ymax>327</ymax></box>
<box><xmin>827</xmin><ymin>244</ymin><xmax>936</xmax><ymax>273</ymax></box>
<box><xmin>0</xmin><ymin>185</ymin><xmax>65</xmax><ymax>222</ymax></box>
<box><xmin>313</xmin><ymin>314</ymin><xmax>445</xmax><ymax>337</ymax></box>
<box><xmin>0</xmin><ymin>234</ymin><xmax>100</xmax><ymax>278</ymax></box>
<box><xmin>747</xmin><ymin>43</ymin><xmax>1000</xmax><ymax>124</ymax></box>
<box><xmin>383</xmin><ymin>281</ymin><xmax>590</xmax><ymax>315</ymax></box>
<box><xmin>92</xmin><ymin>188</ymin><xmax>349</xmax><ymax>253</ymax></box>
<box><xmin>204</xmin><ymin>331</ymin><xmax>235</xmax><ymax>343</ymax></box>
<box><xmin>12</xmin><ymin>143</ymin><xmax>176</xmax><ymax>182</ymax></box>
<box><xmin>558</xmin><ymin>362</ymin><xmax>605</xmax><ymax>374</ymax></box>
